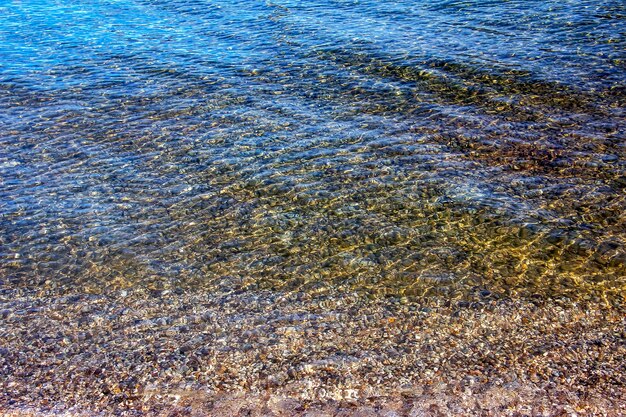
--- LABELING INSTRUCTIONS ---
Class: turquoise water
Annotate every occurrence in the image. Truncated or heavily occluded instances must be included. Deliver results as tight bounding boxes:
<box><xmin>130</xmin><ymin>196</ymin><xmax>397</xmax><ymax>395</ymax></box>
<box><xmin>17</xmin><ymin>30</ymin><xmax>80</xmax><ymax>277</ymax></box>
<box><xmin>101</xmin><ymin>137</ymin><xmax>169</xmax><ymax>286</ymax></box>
<box><xmin>0</xmin><ymin>0</ymin><xmax>624</xmax><ymax>301</ymax></box>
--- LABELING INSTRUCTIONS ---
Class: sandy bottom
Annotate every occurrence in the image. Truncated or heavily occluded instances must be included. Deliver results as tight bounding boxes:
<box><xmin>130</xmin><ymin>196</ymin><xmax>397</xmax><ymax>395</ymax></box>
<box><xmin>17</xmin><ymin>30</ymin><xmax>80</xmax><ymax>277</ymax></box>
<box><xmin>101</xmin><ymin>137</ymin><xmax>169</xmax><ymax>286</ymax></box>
<box><xmin>0</xmin><ymin>287</ymin><xmax>624</xmax><ymax>416</ymax></box>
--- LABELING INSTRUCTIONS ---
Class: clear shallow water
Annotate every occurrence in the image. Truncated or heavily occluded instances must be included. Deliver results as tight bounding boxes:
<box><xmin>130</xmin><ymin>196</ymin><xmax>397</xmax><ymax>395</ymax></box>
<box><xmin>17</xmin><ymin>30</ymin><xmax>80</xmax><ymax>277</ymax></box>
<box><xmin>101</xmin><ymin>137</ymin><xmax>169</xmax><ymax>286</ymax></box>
<box><xmin>0</xmin><ymin>0</ymin><xmax>624</xmax><ymax>301</ymax></box>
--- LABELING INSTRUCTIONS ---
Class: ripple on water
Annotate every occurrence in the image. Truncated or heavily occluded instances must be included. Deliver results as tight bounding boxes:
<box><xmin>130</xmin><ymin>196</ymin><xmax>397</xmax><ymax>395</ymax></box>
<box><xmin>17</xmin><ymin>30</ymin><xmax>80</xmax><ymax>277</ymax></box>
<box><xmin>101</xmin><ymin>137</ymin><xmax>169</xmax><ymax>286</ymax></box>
<box><xmin>0</xmin><ymin>0</ymin><xmax>624</xmax><ymax>305</ymax></box>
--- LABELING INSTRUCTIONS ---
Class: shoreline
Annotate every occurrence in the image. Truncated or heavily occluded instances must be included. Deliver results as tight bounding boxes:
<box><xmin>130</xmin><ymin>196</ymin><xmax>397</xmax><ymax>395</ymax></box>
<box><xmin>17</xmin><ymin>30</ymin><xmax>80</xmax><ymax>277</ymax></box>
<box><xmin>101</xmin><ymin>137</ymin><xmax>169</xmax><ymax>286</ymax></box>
<box><xmin>1</xmin><ymin>288</ymin><xmax>624</xmax><ymax>416</ymax></box>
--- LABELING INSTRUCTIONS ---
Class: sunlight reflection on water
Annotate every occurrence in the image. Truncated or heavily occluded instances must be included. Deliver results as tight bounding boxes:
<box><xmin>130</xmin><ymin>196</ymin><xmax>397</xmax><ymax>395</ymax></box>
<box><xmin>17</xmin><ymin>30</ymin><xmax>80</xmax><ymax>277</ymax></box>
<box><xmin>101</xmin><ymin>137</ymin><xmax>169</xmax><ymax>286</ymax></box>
<box><xmin>0</xmin><ymin>0</ymin><xmax>624</xmax><ymax>303</ymax></box>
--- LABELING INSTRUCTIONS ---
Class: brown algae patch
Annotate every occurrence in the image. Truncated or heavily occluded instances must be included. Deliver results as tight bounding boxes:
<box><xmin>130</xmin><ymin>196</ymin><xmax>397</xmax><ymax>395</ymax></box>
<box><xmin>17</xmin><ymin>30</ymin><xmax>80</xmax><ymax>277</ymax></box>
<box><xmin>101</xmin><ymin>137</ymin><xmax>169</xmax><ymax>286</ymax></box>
<box><xmin>0</xmin><ymin>288</ymin><xmax>624</xmax><ymax>416</ymax></box>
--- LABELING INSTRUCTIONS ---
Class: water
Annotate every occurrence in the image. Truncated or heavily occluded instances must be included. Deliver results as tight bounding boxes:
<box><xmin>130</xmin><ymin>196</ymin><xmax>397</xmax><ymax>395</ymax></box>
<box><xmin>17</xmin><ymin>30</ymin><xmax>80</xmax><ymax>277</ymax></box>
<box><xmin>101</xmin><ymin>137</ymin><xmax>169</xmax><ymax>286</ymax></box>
<box><xmin>0</xmin><ymin>0</ymin><xmax>624</xmax><ymax>302</ymax></box>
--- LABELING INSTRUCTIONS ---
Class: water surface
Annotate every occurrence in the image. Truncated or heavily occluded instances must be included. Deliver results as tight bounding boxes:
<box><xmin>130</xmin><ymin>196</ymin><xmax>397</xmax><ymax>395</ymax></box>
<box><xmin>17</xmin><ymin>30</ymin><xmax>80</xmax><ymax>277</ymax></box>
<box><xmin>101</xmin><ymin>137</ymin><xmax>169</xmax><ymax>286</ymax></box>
<box><xmin>1</xmin><ymin>0</ymin><xmax>625</xmax><ymax>302</ymax></box>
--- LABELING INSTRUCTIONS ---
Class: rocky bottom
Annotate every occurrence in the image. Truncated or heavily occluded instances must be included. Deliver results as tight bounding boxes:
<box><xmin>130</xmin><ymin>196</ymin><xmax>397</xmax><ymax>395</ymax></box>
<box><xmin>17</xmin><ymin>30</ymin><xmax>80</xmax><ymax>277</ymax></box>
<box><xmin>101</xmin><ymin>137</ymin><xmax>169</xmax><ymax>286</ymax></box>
<box><xmin>0</xmin><ymin>287</ymin><xmax>624</xmax><ymax>416</ymax></box>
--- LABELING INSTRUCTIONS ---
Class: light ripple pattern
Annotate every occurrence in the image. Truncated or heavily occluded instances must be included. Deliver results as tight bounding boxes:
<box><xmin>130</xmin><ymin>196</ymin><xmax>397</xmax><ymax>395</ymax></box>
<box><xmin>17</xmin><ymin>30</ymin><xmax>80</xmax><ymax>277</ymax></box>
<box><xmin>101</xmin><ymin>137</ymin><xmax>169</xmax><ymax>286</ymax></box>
<box><xmin>0</xmin><ymin>0</ymin><xmax>625</xmax><ymax>303</ymax></box>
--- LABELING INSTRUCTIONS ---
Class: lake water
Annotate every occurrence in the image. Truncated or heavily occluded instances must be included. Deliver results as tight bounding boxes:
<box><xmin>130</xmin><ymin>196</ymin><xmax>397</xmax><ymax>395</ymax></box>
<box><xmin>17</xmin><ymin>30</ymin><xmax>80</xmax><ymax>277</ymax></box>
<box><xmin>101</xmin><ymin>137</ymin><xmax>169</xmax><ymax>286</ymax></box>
<box><xmin>1</xmin><ymin>0</ymin><xmax>624</xmax><ymax>302</ymax></box>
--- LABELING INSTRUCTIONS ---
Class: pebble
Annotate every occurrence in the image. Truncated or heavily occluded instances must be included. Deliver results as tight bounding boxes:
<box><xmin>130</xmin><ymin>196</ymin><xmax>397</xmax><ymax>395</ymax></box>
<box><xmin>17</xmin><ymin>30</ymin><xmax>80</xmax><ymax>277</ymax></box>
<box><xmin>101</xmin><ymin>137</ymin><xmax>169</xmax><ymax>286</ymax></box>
<box><xmin>0</xmin><ymin>289</ymin><xmax>623</xmax><ymax>416</ymax></box>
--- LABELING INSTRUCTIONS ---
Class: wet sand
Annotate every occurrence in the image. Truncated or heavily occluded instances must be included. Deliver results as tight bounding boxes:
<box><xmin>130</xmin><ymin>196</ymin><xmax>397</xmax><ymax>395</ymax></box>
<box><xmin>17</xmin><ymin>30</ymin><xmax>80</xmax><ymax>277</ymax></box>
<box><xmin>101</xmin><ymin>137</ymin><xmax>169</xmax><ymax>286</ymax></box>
<box><xmin>1</xmin><ymin>288</ymin><xmax>624</xmax><ymax>416</ymax></box>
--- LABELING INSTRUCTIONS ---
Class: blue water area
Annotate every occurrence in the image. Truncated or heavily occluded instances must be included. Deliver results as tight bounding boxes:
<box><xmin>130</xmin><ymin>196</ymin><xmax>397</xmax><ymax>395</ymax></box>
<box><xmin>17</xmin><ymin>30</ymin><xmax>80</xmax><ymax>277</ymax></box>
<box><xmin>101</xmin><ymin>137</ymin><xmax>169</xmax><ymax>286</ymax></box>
<box><xmin>0</xmin><ymin>0</ymin><xmax>624</xmax><ymax>300</ymax></box>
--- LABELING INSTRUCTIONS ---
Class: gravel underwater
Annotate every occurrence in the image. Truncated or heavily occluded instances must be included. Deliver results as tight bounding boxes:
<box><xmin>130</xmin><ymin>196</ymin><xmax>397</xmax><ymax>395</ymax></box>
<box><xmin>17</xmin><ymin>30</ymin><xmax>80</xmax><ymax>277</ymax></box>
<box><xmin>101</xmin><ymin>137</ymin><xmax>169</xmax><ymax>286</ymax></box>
<box><xmin>1</xmin><ymin>0</ymin><xmax>625</xmax><ymax>415</ymax></box>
